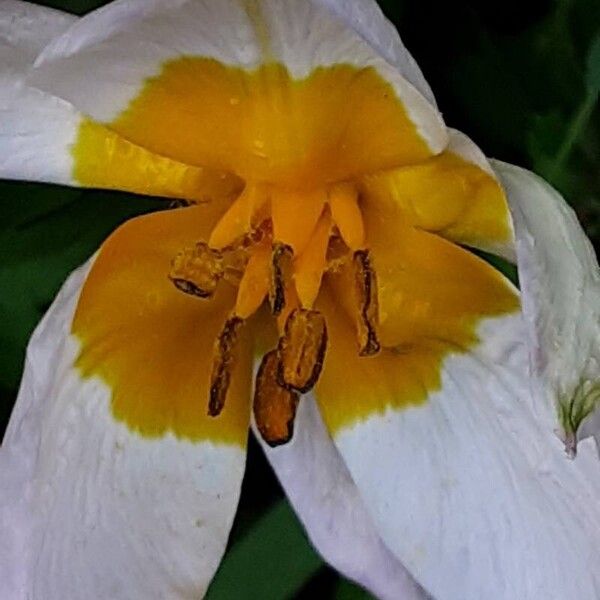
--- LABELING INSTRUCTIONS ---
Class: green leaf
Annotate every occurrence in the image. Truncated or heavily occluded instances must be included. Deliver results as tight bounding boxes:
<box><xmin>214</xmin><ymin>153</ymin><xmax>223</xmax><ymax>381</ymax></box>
<box><xmin>585</xmin><ymin>32</ymin><xmax>600</xmax><ymax>94</ymax></box>
<box><xmin>206</xmin><ymin>500</ymin><xmax>323</xmax><ymax>600</ymax></box>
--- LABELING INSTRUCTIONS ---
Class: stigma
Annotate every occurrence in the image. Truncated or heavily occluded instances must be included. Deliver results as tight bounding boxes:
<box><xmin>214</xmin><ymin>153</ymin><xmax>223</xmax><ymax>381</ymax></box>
<box><xmin>168</xmin><ymin>182</ymin><xmax>380</xmax><ymax>446</ymax></box>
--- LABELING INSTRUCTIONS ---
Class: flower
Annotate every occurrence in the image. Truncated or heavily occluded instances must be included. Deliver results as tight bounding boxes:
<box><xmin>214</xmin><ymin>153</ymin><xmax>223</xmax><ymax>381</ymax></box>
<box><xmin>1</xmin><ymin>1</ymin><xmax>599</xmax><ymax>599</ymax></box>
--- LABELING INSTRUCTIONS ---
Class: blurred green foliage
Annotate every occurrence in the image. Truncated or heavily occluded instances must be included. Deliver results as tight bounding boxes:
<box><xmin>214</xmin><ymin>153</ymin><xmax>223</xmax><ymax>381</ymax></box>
<box><xmin>1</xmin><ymin>0</ymin><xmax>599</xmax><ymax>598</ymax></box>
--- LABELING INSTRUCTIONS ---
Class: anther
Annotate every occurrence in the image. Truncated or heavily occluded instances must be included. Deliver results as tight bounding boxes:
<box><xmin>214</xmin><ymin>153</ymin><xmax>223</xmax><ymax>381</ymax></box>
<box><xmin>253</xmin><ymin>350</ymin><xmax>300</xmax><ymax>447</ymax></box>
<box><xmin>353</xmin><ymin>250</ymin><xmax>381</xmax><ymax>356</ymax></box>
<box><xmin>208</xmin><ymin>316</ymin><xmax>244</xmax><ymax>417</ymax></box>
<box><xmin>277</xmin><ymin>308</ymin><xmax>327</xmax><ymax>393</ymax></box>
<box><xmin>269</xmin><ymin>242</ymin><xmax>293</xmax><ymax>316</ymax></box>
<box><xmin>169</xmin><ymin>242</ymin><xmax>224</xmax><ymax>298</ymax></box>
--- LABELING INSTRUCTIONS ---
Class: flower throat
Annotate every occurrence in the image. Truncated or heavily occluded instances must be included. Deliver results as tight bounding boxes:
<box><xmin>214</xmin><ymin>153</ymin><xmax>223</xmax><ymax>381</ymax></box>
<box><xmin>169</xmin><ymin>182</ymin><xmax>380</xmax><ymax>446</ymax></box>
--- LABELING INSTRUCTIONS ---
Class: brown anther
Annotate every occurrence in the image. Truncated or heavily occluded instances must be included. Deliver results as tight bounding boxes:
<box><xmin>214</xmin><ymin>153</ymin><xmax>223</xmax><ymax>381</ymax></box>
<box><xmin>277</xmin><ymin>308</ymin><xmax>327</xmax><ymax>393</ymax></box>
<box><xmin>208</xmin><ymin>316</ymin><xmax>244</xmax><ymax>417</ymax></box>
<box><xmin>253</xmin><ymin>350</ymin><xmax>300</xmax><ymax>447</ymax></box>
<box><xmin>169</xmin><ymin>242</ymin><xmax>223</xmax><ymax>298</ymax></box>
<box><xmin>353</xmin><ymin>250</ymin><xmax>381</xmax><ymax>356</ymax></box>
<box><xmin>269</xmin><ymin>243</ymin><xmax>293</xmax><ymax>316</ymax></box>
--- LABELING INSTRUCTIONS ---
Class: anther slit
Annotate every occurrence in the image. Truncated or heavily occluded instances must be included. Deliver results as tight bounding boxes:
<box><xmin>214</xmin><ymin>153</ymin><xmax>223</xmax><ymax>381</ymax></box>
<box><xmin>353</xmin><ymin>250</ymin><xmax>381</xmax><ymax>356</ymax></box>
<box><xmin>208</xmin><ymin>316</ymin><xmax>244</xmax><ymax>417</ymax></box>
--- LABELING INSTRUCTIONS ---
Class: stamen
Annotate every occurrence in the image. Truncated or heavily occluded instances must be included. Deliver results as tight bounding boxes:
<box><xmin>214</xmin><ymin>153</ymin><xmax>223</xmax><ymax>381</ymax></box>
<box><xmin>209</xmin><ymin>316</ymin><xmax>244</xmax><ymax>417</ymax></box>
<box><xmin>208</xmin><ymin>184</ymin><xmax>269</xmax><ymax>250</ymax></box>
<box><xmin>277</xmin><ymin>308</ymin><xmax>327</xmax><ymax>393</ymax></box>
<box><xmin>234</xmin><ymin>241</ymin><xmax>271</xmax><ymax>319</ymax></box>
<box><xmin>294</xmin><ymin>210</ymin><xmax>331</xmax><ymax>308</ymax></box>
<box><xmin>353</xmin><ymin>250</ymin><xmax>381</xmax><ymax>356</ymax></box>
<box><xmin>253</xmin><ymin>350</ymin><xmax>300</xmax><ymax>447</ymax></box>
<box><xmin>169</xmin><ymin>242</ymin><xmax>223</xmax><ymax>298</ymax></box>
<box><xmin>270</xmin><ymin>243</ymin><xmax>293</xmax><ymax>316</ymax></box>
<box><xmin>328</xmin><ymin>183</ymin><xmax>365</xmax><ymax>250</ymax></box>
<box><xmin>271</xmin><ymin>188</ymin><xmax>326</xmax><ymax>254</ymax></box>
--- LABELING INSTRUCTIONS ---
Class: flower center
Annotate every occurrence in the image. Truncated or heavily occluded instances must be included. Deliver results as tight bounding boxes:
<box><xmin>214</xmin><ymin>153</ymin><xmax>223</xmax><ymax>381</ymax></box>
<box><xmin>168</xmin><ymin>181</ymin><xmax>380</xmax><ymax>445</ymax></box>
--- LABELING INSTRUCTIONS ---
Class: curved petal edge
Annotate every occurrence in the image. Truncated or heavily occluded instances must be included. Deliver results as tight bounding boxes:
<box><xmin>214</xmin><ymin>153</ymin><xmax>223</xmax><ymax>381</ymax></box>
<box><xmin>492</xmin><ymin>160</ymin><xmax>600</xmax><ymax>457</ymax></box>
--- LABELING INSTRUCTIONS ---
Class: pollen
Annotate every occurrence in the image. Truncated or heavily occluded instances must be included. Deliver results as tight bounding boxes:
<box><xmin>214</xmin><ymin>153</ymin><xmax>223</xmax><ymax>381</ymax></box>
<box><xmin>169</xmin><ymin>181</ymin><xmax>381</xmax><ymax>444</ymax></box>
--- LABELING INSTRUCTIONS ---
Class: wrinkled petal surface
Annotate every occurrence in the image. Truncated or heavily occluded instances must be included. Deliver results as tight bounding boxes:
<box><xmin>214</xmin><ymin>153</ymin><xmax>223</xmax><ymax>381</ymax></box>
<box><xmin>493</xmin><ymin>160</ymin><xmax>600</xmax><ymax>453</ymax></box>
<box><xmin>314</xmin><ymin>301</ymin><xmax>600</xmax><ymax>599</ymax></box>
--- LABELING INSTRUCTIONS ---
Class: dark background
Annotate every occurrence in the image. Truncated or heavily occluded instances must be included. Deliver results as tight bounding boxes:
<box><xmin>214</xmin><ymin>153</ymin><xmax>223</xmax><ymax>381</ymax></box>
<box><xmin>1</xmin><ymin>0</ymin><xmax>599</xmax><ymax>597</ymax></box>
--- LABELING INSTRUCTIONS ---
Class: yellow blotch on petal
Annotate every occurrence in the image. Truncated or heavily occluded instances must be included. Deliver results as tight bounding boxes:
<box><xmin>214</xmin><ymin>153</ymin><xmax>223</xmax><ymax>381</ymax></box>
<box><xmin>316</xmin><ymin>287</ymin><xmax>450</xmax><ymax>434</ymax></box>
<box><xmin>317</xmin><ymin>210</ymin><xmax>519</xmax><ymax>433</ymax></box>
<box><xmin>74</xmin><ymin>59</ymin><xmax>432</xmax><ymax>191</ymax></box>
<box><xmin>73</xmin><ymin>119</ymin><xmax>242</xmax><ymax>202</ymax></box>
<box><xmin>360</xmin><ymin>151</ymin><xmax>512</xmax><ymax>250</ymax></box>
<box><xmin>72</xmin><ymin>206</ymin><xmax>252</xmax><ymax>445</ymax></box>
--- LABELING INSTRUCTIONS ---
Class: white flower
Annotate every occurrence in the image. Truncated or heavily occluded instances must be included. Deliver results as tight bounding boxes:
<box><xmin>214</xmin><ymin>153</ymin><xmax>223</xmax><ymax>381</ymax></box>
<box><xmin>1</xmin><ymin>1</ymin><xmax>599</xmax><ymax>599</ymax></box>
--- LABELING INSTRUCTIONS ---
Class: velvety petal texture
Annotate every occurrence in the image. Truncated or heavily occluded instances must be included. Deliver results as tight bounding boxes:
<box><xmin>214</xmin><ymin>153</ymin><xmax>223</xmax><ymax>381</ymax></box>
<box><xmin>0</xmin><ymin>262</ymin><xmax>248</xmax><ymax>600</ymax></box>
<box><xmin>315</xmin><ymin>310</ymin><xmax>600</xmax><ymax>599</ymax></box>
<box><xmin>256</xmin><ymin>398</ymin><xmax>428</xmax><ymax>600</ymax></box>
<box><xmin>493</xmin><ymin>160</ymin><xmax>600</xmax><ymax>455</ymax></box>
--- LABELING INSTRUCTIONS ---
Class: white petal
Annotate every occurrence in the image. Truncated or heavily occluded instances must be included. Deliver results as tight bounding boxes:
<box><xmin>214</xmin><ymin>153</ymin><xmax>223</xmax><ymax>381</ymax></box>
<box><xmin>1</xmin><ymin>261</ymin><xmax>246</xmax><ymax>600</ymax></box>
<box><xmin>0</xmin><ymin>0</ymin><xmax>75</xmax><ymax>70</ymax></box>
<box><xmin>0</xmin><ymin>1</ymin><xmax>81</xmax><ymax>184</ymax></box>
<box><xmin>30</xmin><ymin>0</ymin><xmax>446</xmax><ymax>154</ymax></box>
<box><xmin>254</xmin><ymin>397</ymin><xmax>428</xmax><ymax>600</ymax></box>
<box><xmin>0</xmin><ymin>78</ymin><xmax>82</xmax><ymax>185</ymax></box>
<box><xmin>314</xmin><ymin>0</ymin><xmax>436</xmax><ymax>106</ymax></box>
<box><xmin>326</xmin><ymin>314</ymin><xmax>600</xmax><ymax>599</ymax></box>
<box><xmin>492</xmin><ymin>160</ymin><xmax>600</xmax><ymax>455</ymax></box>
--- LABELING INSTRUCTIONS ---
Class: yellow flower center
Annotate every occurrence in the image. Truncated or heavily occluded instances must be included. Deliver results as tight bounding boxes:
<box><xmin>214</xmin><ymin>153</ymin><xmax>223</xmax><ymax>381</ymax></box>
<box><xmin>167</xmin><ymin>181</ymin><xmax>379</xmax><ymax>445</ymax></box>
<box><xmin>70</xmin><ymin>57</ymin><xmax>517</xmax><ymax>447</ymax></box>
